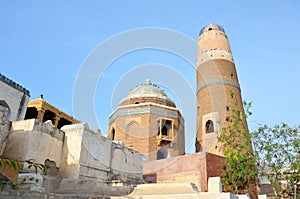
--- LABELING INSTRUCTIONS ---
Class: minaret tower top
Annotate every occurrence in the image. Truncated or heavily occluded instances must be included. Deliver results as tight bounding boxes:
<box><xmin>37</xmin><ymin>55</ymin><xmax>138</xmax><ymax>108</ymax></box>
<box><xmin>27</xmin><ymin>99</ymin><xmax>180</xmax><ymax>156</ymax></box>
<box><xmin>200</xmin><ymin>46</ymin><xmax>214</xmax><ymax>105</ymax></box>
<box><xmin>199</xmin><ymin>24</ymin><xmax>225</xmax><ymax>35</ymax></box>
<box><xmin>197</xmin><ymin>24</ymin><xmax>232</xmax><ymax>59</ymax></box>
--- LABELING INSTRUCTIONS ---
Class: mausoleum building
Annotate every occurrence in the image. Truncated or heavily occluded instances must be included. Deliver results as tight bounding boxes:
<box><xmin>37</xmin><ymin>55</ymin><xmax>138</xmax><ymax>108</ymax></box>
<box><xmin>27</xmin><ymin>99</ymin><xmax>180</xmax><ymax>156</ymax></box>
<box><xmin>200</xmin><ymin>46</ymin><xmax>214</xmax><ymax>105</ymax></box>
<box><xmin>108</xmin><ymin>79</ymin><xmax>185</xmax><ymax>161</ymax></box>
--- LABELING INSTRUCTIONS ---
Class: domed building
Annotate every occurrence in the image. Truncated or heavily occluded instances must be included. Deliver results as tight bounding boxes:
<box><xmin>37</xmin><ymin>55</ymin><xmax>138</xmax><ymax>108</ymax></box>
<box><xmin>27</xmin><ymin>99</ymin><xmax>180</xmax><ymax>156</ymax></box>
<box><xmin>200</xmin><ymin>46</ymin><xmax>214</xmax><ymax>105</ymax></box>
<box><xmin>108</xmin><ymin>79</ymin><xmax>185</xmax><ymax>161</ymax></box>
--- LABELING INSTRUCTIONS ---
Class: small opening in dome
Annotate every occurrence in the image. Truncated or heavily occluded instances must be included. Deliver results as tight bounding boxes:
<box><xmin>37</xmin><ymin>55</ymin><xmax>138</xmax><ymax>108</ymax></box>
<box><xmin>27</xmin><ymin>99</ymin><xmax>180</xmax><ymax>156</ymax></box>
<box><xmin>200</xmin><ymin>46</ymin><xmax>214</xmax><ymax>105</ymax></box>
<box><xmin>208</xmin><ymin>28</ymin><xmax>213</xmax><ymax>31</ymax></box>
<box><xmin>135</xmin><ymin>102</ymin><xmax>139</xmax><ymax>104</ymax></box>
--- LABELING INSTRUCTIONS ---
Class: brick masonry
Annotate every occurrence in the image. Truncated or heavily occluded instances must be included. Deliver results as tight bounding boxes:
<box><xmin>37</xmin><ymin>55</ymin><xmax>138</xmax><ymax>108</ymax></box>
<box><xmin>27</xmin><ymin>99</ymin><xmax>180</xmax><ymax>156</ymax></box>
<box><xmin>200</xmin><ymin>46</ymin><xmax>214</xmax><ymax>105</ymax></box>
<box><xmin>109</xmin><ymin>91</ymin><xmax>185</xmax><ymax>161</ymax></box>
<box><xmin>196</xmin><ymin>24</ymin><xmax>248</xmax><ymax>157</ymax></box>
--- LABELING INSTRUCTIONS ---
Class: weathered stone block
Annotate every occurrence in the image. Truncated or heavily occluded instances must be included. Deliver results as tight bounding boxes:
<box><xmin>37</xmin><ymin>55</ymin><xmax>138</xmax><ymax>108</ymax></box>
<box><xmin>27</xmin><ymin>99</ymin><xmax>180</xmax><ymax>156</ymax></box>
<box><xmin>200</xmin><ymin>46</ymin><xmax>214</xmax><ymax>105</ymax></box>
<box><xmin>208</xmin><ymin>177</ymin><xmax>222</xmax><ymax>193</ymax></box>
<box><xmin>18</xmin><ymin>173</ymin><xmax>44</xmax><ymax>192</ymax></box>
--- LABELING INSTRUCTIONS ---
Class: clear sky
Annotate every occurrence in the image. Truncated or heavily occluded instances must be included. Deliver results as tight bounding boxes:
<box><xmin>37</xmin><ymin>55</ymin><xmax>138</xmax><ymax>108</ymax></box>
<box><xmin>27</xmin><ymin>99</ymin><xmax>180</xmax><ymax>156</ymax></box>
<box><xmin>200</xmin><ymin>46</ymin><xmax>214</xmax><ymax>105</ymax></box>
<box><xmin>1</xmin><ymin>1</ymin><xmax>299</xmax><ymax>153</ymax></box>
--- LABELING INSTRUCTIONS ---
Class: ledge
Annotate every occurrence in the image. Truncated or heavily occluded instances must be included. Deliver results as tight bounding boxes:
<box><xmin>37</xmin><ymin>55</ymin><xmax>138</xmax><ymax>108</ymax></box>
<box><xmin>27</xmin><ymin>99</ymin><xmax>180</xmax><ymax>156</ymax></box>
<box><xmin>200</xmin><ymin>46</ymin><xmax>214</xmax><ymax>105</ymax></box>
<box><xmin>0</xmin><ymin>73</ymin><xmax>30</xmax><ymax>96</ymax></box>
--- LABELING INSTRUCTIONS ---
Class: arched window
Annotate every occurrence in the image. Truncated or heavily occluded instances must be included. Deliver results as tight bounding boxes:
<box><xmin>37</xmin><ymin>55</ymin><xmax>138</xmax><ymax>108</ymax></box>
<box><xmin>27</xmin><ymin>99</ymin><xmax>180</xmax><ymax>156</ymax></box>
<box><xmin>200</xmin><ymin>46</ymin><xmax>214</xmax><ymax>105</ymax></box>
<box><xmin>126</xmin><ymin>121</ymin><xmax>141</xmax><ymax>138</ymax></box>
<box><xmin>205</xmin><ymin>120</ymin><xmax>214</xmax><ymax>133</ymax></box>
<box><xmin>157</xmin><ymin>119</ymin><xmax>172</xmax><ymax>136</ymax></box>
<box><xmin>0</xmin><ymin>100</ymin><xmax>11</xmax><ymax>120</ymax></box>
<box><xmin>111</xmin><ymin>128</ymin><xmax>115</xmax><ymax>140</ymax></box>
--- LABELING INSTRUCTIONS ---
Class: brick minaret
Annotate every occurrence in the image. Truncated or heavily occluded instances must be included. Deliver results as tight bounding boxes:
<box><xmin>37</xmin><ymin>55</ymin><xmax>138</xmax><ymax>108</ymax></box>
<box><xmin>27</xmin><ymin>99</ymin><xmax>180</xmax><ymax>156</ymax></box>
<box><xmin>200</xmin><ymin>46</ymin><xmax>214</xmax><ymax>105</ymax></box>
<box><xmin>196</xmin><ymin>24</ymin><xmax>246</xmax><ymax>155</ymax></box>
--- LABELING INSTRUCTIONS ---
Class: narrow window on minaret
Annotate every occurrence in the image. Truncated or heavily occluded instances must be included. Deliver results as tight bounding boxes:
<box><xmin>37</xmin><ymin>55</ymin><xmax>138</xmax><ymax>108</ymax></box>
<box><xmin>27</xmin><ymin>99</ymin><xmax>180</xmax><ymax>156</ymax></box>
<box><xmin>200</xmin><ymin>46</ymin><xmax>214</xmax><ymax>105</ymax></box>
<box><xmin>205</xmin><ymin>120</ymin><xmax>214</xmax><ymax>133</ymax></box>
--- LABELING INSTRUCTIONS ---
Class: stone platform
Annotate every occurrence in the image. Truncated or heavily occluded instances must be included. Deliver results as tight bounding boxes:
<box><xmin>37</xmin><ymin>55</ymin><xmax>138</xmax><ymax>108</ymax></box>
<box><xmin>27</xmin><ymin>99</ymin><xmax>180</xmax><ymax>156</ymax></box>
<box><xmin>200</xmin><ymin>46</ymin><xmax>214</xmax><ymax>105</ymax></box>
<box><xmin>111</xmin><ymin>182</ymin><xmax>238</xmax><ymax>199</ymax></box>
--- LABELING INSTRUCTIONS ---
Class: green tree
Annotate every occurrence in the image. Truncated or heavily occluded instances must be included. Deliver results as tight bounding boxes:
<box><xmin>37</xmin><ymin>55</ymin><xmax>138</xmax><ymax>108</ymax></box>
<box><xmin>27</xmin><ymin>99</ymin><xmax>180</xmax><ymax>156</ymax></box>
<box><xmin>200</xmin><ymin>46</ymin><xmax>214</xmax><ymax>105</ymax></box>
<box><xmin>252</xmin><ymin>123</ymin><xmax>300</xmax><ymax>198</ymax></box>
<box><xmin>218</xmin><ymin>91</ymin><xmax>258</xmax><ymax>198</ymax></box>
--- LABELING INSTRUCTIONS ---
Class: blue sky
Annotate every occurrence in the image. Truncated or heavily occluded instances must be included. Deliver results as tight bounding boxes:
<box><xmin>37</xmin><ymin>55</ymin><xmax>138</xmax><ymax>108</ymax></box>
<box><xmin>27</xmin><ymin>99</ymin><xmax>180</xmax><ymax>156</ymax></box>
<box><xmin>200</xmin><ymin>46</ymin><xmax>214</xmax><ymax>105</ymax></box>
<box><xmin>1</xmin><ymin>1</ymin><xmax>299</xmax><ymax>153</ymax></box>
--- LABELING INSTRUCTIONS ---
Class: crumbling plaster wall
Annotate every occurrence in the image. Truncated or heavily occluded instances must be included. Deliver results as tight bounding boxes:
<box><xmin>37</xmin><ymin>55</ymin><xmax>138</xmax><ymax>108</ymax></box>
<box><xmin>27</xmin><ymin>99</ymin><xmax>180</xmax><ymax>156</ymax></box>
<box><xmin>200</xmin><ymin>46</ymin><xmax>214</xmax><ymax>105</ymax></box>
<box><xmin>0</xmin><ymin>80</ymin><xmax>29</xmax><ymax>121</ymax></box>
<box><xmin>3</xmin><ymin>119</ymin><xmax>64</xmax><ymax>171</ymax></box>
<box><xmin>61</xmin><ymin>123</ymin><xmax>143</xmax><ymax>183</ymax></box>
<box><xmin>2</xmin><ymin>119</ymin><xmax>143</xmax><ymax>184</ymax></box>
